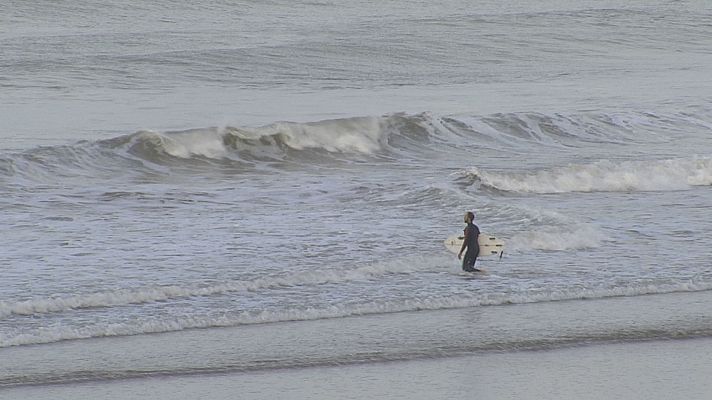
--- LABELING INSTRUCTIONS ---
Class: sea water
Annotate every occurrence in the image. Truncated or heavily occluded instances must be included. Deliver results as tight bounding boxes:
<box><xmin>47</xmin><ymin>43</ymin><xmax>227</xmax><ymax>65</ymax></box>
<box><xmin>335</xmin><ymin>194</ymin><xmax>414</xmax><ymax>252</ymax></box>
<box><xmin>1</xmin><ymin>0</ymin><xmax>712</xmax><ymax>395</ymax></box>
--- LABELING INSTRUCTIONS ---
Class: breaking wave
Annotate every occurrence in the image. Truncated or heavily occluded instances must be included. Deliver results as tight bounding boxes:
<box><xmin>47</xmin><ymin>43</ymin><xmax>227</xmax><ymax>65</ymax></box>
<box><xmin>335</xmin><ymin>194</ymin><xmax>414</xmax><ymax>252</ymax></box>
<box><xmin>2</xmin><ymin>108</ymin><xmax>711</xmax><ymax>180</ymax></box>
<box><xmin>467</xmin><ymin>157</ymin><xmax>712</xmax><ymax>193</ymax></box>
<box><xmin>107</xmin><ymin>116</ymin><xmax>395</xmax><ymax>162</ymax></box>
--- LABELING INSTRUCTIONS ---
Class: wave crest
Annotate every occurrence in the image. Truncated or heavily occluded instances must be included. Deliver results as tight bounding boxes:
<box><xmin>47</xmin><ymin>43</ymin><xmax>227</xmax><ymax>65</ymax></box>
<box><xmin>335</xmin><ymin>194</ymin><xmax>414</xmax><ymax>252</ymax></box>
<box><xmin>97</xmin><ymin>115</ymin><xmax>415</xmax><ymax>167</ymax></box>
<box><xmin>4</xmin><ymin>108</ymin><xmax>712</xmax><ymax>179</ymax></box>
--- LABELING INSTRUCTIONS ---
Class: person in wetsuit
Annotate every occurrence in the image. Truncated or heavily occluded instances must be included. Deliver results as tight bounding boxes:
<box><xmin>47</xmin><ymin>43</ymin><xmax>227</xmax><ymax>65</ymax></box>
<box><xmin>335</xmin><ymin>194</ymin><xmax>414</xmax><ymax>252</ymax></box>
<box><xmin>458</xmin><ymin>211</ymin><xmax>480</xmax><ymax>272</ymax></box>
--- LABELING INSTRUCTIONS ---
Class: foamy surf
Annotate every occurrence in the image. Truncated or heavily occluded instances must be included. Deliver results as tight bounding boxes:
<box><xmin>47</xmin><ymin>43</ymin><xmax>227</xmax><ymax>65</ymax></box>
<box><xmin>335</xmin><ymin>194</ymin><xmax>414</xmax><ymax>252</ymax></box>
<box><xmin>508</xmin><ymin>225</ymin><xmax>606</xmax><ymax>251</ymax></box>
<box><xmin>2</xmin><ymin>278</ymin><xmax>711</xmax><ymax>348</ymax></box>
<box><xmin>0</xmin><ymin>257</ymin><xmax>446</xmax><ymax>319</ymax></box>
<box><xmin>467</xmin><ymin>157</ymin><xmax>712</xmax><ymax>193</ymax></box>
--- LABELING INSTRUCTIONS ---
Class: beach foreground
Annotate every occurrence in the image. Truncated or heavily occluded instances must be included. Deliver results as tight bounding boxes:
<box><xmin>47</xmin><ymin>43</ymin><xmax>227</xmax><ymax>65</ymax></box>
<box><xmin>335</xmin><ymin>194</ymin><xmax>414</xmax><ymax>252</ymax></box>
<box><xmin>4</xmin><ymin>336</ymin><xmax>711</xmax><ymax>400</ymax></box>
<box><xmin>3</xmin><ymin>290</ymin><xmax>712</xmax><ymax>399</ymax></box>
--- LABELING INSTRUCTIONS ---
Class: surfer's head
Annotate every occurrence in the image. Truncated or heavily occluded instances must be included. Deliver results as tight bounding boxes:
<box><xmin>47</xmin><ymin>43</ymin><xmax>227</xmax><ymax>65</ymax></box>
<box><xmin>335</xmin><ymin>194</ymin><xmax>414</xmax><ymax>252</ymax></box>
<box><xmin>464</xmin><ymin>211</ymin><xmax>475</xmax><ymax>223</ymax></box>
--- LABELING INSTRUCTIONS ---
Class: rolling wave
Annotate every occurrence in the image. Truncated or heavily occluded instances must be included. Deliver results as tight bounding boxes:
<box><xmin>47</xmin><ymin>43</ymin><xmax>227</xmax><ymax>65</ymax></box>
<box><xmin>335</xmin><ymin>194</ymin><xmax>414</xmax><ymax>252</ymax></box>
<box><xmin>467</xmin><ymin>157</ymin><xmax>712</xmax><ymax>193</ymax></box>
<box><xmin>104</xmin><ymin>116</ymin><xmax>394</xmax><ymax>162</ymax></box>
<box><xmin>2</xmin><ymin>108</ymin><xmax>710</xmax><ymax>180</ymax></box>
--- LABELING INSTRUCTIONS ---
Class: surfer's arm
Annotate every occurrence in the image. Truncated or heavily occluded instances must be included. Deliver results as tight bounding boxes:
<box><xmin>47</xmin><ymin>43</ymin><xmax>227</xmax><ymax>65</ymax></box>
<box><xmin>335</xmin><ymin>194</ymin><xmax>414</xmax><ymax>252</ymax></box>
<box><xmin>458</xmin><ymin>228</ymin><xmax>470</xmax><ymax>258</ymax></box>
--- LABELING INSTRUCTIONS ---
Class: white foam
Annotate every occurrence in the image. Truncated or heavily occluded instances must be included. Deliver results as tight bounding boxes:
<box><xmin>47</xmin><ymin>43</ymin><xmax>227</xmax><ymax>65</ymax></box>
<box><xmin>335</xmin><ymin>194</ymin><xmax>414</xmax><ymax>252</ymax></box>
<box><xmin>469</xmin><ymin>157</ymin><xmax>712</xmax><ymax>193</ymax></box>
<box><xmin>3</xmin><ymin>279</ymin><xmax>711</xmax><ymax>348</ymax></box>
<box><xmin>132</xmin><ymin>130</ymin><xmax>229</xmax><ymax>159</ymax></box>
<box><xmin>508</xmin><ymin>225</ymin><xmax>606</xmax><ymax>251</ymax></box>
<box><xmin>231</xmin><ymin>116</ymin><xmax>387</xmax><ymax>154</ymax></box>
<box><xmin>0</xmin><ymin>257</ymin><xmax>442</xmax><ymax>319</ymax></box>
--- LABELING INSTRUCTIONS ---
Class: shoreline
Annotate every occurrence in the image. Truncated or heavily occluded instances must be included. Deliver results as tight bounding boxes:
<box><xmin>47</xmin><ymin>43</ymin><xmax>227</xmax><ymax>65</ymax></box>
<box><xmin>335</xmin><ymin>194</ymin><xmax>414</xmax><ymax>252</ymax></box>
<box><xmin>2</xmin><ymin>290</ymin><xmax>712</xmax><ymax>391</ymax></box>
<box><xmin>4</xmin><ymin>336</ymin><xmax>712</xmax><ymax>400</ymax></box>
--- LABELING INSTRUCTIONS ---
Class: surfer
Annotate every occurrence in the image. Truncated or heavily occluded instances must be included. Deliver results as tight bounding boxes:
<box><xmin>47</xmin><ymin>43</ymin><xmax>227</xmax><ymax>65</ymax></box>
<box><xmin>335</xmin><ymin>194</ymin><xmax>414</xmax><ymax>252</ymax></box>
<box><xmin>458</xmin><ymin>211</ymin><xmax>480</xmax><ymax>272</ymax></box>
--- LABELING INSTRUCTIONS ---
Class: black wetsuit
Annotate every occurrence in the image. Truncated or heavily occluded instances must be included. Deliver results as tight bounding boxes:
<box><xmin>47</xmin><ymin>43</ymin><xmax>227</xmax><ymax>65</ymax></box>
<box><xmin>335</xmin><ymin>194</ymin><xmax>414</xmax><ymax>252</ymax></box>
<box><xmin>462</xmin><ymin>222</ymin><xmax>480</xmax><ymax>272</ymax></box>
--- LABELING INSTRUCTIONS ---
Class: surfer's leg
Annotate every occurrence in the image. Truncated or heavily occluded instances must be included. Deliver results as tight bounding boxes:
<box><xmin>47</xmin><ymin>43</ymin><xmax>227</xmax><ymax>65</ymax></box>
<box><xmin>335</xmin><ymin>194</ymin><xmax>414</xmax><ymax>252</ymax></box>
<box><xmin>463</xmin><ymin>252</ymin><xmax>476</xmax><ymax>272</ymax></box>
<box><xmin>463</xmin><ymin>250</ymin><xmax>480</xmax><ymax>272</ymax></box>
<box><xmin>471</xmin><ymin>256</ymin><xmax>480</xmax><ymax>272</ymax></box>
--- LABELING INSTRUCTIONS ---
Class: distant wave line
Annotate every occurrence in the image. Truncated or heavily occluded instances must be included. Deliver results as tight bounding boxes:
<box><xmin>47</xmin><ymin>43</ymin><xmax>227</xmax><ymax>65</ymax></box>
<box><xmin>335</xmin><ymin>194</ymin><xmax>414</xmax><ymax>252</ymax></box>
<box><xmin>0</xmin><ymin>257</ymin><xmax>443</xmax><ymax>319</ymax></box>
<box><xmin>3</xmin><ymin>108</ymin><xmax>712</xmax><ymax>179</ymax></box>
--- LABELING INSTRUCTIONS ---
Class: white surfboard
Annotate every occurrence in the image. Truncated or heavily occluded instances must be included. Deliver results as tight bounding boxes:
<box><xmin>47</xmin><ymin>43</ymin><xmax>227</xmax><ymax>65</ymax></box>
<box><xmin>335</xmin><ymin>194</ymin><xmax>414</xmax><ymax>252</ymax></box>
<box><xmin>444</xmin><ymin>233</ymin><xmax>505</xmax><ymax>258</ymax></box>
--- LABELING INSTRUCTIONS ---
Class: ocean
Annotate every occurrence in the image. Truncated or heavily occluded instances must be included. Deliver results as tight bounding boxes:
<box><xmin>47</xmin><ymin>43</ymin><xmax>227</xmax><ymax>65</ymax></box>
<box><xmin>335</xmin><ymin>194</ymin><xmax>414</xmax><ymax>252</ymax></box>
<box><xmin>1</xmin><ymin>0</ymin><xmax>712</xmax><ymax>398</ymax></box>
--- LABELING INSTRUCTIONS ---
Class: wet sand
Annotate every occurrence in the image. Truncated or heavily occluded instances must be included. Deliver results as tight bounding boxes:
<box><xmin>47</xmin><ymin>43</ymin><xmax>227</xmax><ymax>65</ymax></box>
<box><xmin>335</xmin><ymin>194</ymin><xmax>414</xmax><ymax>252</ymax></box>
<box><xmin>5</xmin><ymin>337</ymin><xmax>711</xmax><ymax>400</ymax></box>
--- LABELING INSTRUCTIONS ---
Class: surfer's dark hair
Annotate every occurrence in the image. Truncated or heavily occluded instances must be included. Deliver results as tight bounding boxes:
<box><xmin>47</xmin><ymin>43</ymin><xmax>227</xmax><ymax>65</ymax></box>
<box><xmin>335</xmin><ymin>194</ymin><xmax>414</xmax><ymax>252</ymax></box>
<box><xmin>466</xmin><ymin>211</ymin><xmax>475</xmax><ymax>221</ymax></box>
